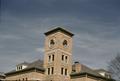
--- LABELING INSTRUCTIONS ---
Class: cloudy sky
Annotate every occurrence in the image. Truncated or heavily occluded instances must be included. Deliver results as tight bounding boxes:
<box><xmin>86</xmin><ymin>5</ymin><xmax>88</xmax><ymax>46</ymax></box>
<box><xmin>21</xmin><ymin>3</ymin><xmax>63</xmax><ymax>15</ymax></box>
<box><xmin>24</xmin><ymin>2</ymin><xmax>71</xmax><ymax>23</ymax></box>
<box><xmin>0</xmin><ymin>0</ymin><xmax>120</xmax><ymax>72</ymax></box>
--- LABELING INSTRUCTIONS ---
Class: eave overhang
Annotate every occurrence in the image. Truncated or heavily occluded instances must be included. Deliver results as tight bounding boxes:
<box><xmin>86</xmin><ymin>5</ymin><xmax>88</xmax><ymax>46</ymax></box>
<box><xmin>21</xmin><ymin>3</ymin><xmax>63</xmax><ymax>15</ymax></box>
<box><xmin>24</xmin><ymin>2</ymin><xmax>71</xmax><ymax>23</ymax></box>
<box><xmin>44</xmin><ymin>27</ymin><xmax>74</xmax><ymax>37</ymax></box>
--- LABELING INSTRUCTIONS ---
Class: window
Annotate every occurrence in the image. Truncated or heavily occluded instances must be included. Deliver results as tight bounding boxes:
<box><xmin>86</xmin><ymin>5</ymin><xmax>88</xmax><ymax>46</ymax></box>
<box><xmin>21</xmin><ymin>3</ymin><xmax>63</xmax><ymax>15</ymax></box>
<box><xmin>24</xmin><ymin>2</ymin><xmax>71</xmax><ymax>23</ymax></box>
<box><xmin>49</xmin><ymin>39</ymin><xmax>55</xmax><ymax>47</ymax></box>
<box><xmin>51</xmin><ymin>67</ymin><xmax>54</xmax><ymax>74</ymax></box>
<box><xmin>26</xmin><ymin>78</ymin><xmax>28</xmax><ymax>81</ymax></box>
<box><xmin>49</xmin><ymin>55</ymin><xmax>51</xmax><ymax>62</ymax></box>
<box><xmin>61</xmin><ymin>68</ymin><xmax>64</xmax><ymax>75</ymax></box>
<box><xmin>65</xmin><ymin>56</ymin><xmax>67</xmax><ymax>63</ymax></box>
<box><xmin>52</xmin><ymin>55</ymin><xmax>54</xmax><ymax>61</ymax></box>
<box><xmin>72</xmin><ymin>69</ymin><xmax>76</xmax><ymax>72</ymax></box>
<box><xmin>20</xmin><ymin>66</ymin><xmax>22</xmax><ymax>69</ymax></box>
<box><xmin>19</xmin><ymin>67</ymin><xmax>20</xmax><ymax>70</ymax></box>
<box><xmin>63</xmin><ymin>40</ymin><xmax>67</xmax><ymax>47</ymax></box>
<box><xmin>17</xmin><ymin>66</ymin><xmax>18</xmax><ymax>70</ymax></box>
<box><xmin>62</xmin><ymin>55</ymin><xmax>64</xmax><ymax>61</ymax></box>
<box><xmin>48</xmin><ymin>68</ymin><xmax>50</xmax><ymax>75</ymax></box>
<box><xmin>65</xmin><ymin>69</ymin><xmax>67</xmax><ymax>75</ymax></box>
<box><xmin>50</xmin><ymin>39</ymin><xmax>55</xmax><ymax>45</ymax></box>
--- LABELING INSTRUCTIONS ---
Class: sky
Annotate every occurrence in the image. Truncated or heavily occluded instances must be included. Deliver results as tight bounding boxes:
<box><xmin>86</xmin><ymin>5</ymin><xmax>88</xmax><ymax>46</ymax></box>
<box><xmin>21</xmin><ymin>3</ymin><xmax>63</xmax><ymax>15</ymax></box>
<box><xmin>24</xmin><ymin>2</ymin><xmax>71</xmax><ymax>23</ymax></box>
<box><xmin>0</xmin><ymin>0</ymin><xmax>120</xmax><ymax>72</ymax></box>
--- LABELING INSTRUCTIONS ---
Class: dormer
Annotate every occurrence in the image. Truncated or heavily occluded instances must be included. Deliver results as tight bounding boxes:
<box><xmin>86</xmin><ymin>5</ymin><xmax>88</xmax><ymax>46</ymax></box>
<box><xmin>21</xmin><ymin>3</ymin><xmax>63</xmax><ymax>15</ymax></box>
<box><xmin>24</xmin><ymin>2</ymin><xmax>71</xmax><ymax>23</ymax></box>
<box><xmin>72</xmin><ymin>61</ymin><xmax>81</xmax><ymax>73</ymax></box>
<box><xmin>16</xmin><ymin>62</ymin><xmax>29</xmax><ymax>71</ymax></box>
<box><xmin>95</xmin><ymin>69</ymin><xmax>111</xmax><ymax>79</ymax></box>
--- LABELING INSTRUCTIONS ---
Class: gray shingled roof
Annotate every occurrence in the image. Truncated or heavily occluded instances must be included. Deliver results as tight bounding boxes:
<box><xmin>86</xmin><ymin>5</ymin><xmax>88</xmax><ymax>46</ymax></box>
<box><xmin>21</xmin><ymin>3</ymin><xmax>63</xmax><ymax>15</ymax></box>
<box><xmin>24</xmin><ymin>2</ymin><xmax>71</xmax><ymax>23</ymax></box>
<box><xmin>95</xmin><ymin>69</ymin><xmax>110</xmax><ymax>73</ymax></box>
<box><xmin>70</xmin><ymin>63</ymin><xmax>115</xmax><ymax>81</ymax></box>
<box><xmin>16</xmin><ymin>59</ymin><xmax>43</xmax><ymax>68</ymax></box>
<box><xmin>16</xmin><ymin>62</ymin><xmax>29</xmax><ymax>66</ymax></box>
<box><xmin>71</xmin><ymin>64</ymin><xmax>103</xmax><ymax>77</ymax></box>
<box><xmin>27</xmin><ymin>59</ymin><xmax>43</xmax><ymax>68</ymax></box>
<box><xmin>80</xmin><ymin>64</ymin><xmax>102</xmax><ymax>76</ymax></box>
<box><xmin>70</xmin><ymin>64</ymin><xmax>117</xmax><ymax>81</ymax></box>
<box><xmin>5</xmin><ymin>59</ymin><xmax>44</xmax><ymax>75</ymax></box>
<box><xmin>0</xmin><ymin>72</ymin><xmax>5</xmax><ymax>77</ymax></box>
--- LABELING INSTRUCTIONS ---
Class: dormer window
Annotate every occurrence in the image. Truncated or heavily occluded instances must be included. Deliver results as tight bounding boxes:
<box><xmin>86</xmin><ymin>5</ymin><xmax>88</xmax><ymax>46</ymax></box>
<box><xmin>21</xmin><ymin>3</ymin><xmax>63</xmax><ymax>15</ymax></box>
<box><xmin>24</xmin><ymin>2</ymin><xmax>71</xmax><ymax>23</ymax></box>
<box><xmin>16</xmin><ymin>62</ymin><xmax>29</xmax><ymax>71</ymax></box>
<box><xmin>17</xmin><ymin>66</ymin><xmax>22</xmax><ymax>71</ymax></box>
<box><xmin>95</xmin><ymin>69</ymin><xmax>111</xmax><ymax>79</ymax></box>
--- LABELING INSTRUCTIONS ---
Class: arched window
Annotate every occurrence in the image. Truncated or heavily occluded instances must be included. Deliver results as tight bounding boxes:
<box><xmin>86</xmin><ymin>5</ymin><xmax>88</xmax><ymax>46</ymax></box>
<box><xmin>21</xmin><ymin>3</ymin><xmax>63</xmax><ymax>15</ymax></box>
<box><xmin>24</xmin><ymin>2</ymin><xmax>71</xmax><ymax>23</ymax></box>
<box><xmin>51</xmin><ymin>67</ymin><xmax>54</xmax><ymax>74</ymax></box>
<box><xmin>62</xmin><ymin>55</ymin><xmax>64</xmax><ymax>61</ymax></box>
<box><xmin>65</xmin><ymin>56</ymin><xmax>67</xmax><ymax>63</ymax></box>
<box><xmin>50</xmin><ymin>39</ymin><xmax>55</xmax><ymax>45</ymax></box>
<box><xmin>63</xmin><ymin>40</ymin><xmax>67</xmax><ymax>47</ymax></box>
<box><xmin>49</xmin><ymin>39</ymin><xmax>55</xmax><ymax>48</ymax></box>
<box><xmin>48</xmin><ymin>55</ymin><xmax>51</xmax><ymax>62</ymax></box>
<box><xmin>48</xmin><ymin>68</ymin><xmax>50</xmax><ymax>75</ymax></box>
<box><xmin>52</xmin><ymin>54</ymin><xmax>54</xmax><ymax>61</ymax></box>
<box><xmin>65</xmin><ymin>69</ymin><xmax>67</xmax><ymax>75</ymax></box>
<box><xmin>61</xmin><ymin>68</ymin><xmax>64</xmax><ymax>75</ymax></box>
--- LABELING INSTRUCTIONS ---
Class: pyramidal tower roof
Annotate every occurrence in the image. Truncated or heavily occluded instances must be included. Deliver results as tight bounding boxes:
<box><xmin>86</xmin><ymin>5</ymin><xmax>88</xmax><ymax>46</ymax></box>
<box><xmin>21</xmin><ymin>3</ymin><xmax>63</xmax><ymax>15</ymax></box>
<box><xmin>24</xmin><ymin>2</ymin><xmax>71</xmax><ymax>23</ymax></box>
<box><xmin>44</xmin><ymin>27</ymin><xmax>74</xmax><ymax>37</ymax></box>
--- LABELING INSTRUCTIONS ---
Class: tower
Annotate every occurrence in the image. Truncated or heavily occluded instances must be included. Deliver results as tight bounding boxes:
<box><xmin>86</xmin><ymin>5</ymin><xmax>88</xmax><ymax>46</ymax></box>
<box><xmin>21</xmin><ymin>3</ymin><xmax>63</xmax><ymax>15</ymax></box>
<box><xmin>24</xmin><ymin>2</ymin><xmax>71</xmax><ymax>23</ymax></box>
<box><xmin>44</xmin><ymin>27</ymin><xmax>74</xmax><ymax>81</ymax></box>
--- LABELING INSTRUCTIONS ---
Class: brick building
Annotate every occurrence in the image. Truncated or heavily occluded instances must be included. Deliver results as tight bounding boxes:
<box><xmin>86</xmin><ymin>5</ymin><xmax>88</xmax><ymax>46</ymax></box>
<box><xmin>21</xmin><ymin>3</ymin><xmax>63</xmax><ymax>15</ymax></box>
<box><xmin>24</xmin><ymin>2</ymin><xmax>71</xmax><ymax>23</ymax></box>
<box><xmin>5</xmin><ymin>27</ymin><xmax>115</xmax><ymax>81</ymax></box>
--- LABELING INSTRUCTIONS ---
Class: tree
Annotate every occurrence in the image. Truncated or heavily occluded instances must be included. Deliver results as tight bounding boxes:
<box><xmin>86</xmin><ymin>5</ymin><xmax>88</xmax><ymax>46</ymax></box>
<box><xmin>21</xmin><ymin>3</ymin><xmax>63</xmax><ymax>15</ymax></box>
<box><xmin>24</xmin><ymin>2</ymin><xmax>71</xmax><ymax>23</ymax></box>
<box><xmin>108</xmin><ymin>53</ymin><xmax>120</xmax><ymax>80</ymax></box>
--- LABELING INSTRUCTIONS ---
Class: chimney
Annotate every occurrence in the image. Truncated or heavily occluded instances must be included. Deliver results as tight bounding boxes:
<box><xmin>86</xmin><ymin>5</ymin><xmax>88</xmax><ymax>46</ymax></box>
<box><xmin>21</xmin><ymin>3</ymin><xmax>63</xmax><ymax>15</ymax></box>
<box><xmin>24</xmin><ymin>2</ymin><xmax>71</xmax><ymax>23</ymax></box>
<box><xmin>72</xmin><ymin>61</ymin><xmax>81</xmax><ymax>73</ymax></box>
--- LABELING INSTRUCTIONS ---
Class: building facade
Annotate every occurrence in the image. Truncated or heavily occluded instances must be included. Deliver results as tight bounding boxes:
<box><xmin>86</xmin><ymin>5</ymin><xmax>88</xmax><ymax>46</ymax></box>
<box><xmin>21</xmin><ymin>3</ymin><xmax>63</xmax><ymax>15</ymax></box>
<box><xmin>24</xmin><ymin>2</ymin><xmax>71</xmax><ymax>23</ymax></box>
<box><xmin>5</xmin><ymin>27</ymin><xmax>114</xmax><ymax>81</ymax></box>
